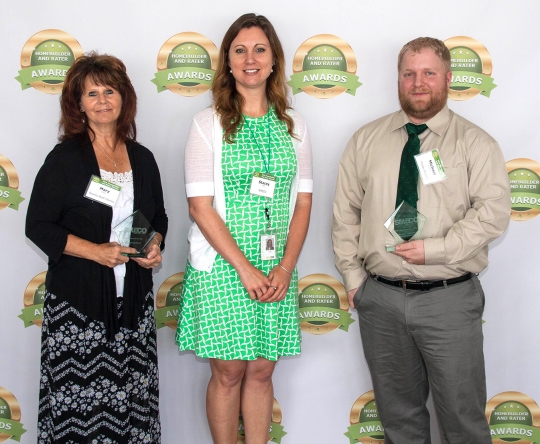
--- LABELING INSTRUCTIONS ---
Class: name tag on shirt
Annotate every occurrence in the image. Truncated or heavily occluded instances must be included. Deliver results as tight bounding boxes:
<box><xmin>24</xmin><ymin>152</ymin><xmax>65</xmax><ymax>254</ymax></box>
<box><xmin>84</xmin><ymin>175</ymin><xmax>121</xmax><ymax>207</ymax></box>
<box><xmin>415</xmin><ymin>149</ymin><xmax>447</xmax><ymax>185</ymax></box>
<box><xmin>250</xmin><ymin>172</ymin><xmax>277</xmax><ymax>199</ymax></box>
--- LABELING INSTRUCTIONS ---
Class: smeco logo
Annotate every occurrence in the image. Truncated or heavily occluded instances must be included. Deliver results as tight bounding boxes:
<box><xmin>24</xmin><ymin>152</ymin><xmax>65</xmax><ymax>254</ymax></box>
<box><xmin>394</xmin><ymin>217</ymin><xmax>418</xmax><ymax>225</ymax></box>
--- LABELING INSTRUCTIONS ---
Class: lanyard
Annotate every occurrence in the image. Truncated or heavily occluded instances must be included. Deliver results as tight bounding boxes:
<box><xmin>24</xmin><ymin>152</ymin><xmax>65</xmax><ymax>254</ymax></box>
<box><xmin>245</xmin><ymin>111</ymin><xmax>271</xmax><ymax>173</ymax></box>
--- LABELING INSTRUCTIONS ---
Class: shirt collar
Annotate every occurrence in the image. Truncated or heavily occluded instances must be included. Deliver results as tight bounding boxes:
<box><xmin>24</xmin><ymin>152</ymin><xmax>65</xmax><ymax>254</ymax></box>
<box><xmin>390</xmin><ymin>105</ymin><xmax>451</xmax><ymax>136</ymax></box>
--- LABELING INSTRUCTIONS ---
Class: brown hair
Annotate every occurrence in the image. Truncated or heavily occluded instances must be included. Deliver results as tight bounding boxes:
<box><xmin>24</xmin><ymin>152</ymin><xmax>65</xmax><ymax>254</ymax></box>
<box><xmin>211</xmin><ymin>13</ymin><xmax>294</xmax><ymax>143</ymax></box>
<box><xmin>59</xmin><ymin>51</ymin><xmax>137</xmax><ymax>143</ymax></box>
<box><xmin>398</xmin><ymin>37</ymin><xmax>451</xmax><ymax>73</ymax></box>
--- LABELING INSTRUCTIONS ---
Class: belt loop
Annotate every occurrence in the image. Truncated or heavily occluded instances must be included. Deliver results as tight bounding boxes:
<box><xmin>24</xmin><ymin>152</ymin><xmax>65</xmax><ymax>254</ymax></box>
<box><xmin>443</xmin><ymin>280</ymin><xmax>448</xmax><ymax>289</ymax></box>
<box><xmin>402</xmin><ymin>280</ymin><xmax>407</xmax><ymax>291</ymax></box>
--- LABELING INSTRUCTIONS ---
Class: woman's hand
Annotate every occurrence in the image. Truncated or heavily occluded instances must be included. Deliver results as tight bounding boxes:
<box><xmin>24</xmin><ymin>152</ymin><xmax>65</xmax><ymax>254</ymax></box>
<box><xmin>258</xmin><ymin>264</ymin><xmax>292</xmax><ymax>303</ymax></box>
<box><xmin>237</xmin><ymin>264</ymin><xmax>272</xmax><ymax>301</ymax></box>
<box><xmin>132</xmin><ymin>240</ymin><xmax>162</xmax><ymax>269</ymax></box>
<box><xmin>93</xmin><ymin>242</ymin><xmax>137</xmax><ymax>268</ymax></box>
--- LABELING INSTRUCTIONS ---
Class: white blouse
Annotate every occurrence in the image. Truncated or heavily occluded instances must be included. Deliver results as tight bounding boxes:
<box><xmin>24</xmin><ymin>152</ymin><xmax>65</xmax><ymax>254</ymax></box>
<box><xmin>101</xmin><ymin>169</ymin><xmax>134</xmax><ymax>297</ymax></box>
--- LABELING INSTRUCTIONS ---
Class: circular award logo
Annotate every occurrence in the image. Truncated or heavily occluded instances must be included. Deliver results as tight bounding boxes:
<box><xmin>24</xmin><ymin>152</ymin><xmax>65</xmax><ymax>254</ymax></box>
<box><xmin>237</xmin><ymin>398</ymin><xmax>286</xmax><ymax>443</ymax></box>
<box><xmin>18</xmin><ymin>272</ymin><xmax>46</xmax><ymax>328</ymax></box>
<box><xmin>345</xmin><ymin>390</ymin><xmax>384</xmax><ymax>443</ymax></box>
<box><xmin>0</xmin><ymin>387</ymin><xmax>26</xmax><ymax>443</ymax></box>
<box><xmin>151</xmin><ymin>32</ymin><xmax>218</xmax><ymax>97</ymax></box>
<box><xmin>15</xmin><ymin>29</ymin><xmax>84</xmax><ymax>94</ymax></box>
<box><xmin>0</xmin><ymin>154</ymin><xmax>24</xmax><ymax>212</ymax></box>
<box><xmin>444</xmin><ymin>36</ymin><xmax>497</xmax><ymax>101</ymax></box>
<box><xmin>289</xmin><ymin>34</ymin><xmax>362</xmax><ymax>99</ymax></box>
<box><xmin>298</xmin><ymin>273</ymin><xmax>353</xmax><ymax>335</ymax></box>
<box><xmin>155</xmin><ymin>272</ymin><xmax>184</xmax><ymax>329</ymax></box>
<box><xmin>506</xmin><ymin>158</ymin><xmax>540</xmax><ymax>221</ymax></box>
<box><xmin>486</xmin><ymin>391</ymin><xmax>540</xmax><ymax>443</ymax></box>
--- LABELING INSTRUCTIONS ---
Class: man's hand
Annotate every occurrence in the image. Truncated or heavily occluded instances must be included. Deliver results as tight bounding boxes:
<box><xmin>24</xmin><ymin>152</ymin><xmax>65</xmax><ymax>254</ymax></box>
<box><xmin>347</xmin><ymin>287</ymin><xmax>359</xmax><ymax>310</ymax></box>
<box><xmin>393</xmin><ymin>240</ymin><xmax>425</xmax><ymax>265</ymax></box>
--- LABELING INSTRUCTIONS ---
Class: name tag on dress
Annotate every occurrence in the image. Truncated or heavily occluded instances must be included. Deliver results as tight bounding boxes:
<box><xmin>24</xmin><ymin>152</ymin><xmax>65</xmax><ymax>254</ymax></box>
<box><xmin>415</xmin><ymin>149</ymin><xmax>447</xmax><ymax>185</ymax></box>
<box><xmin>250</xmin><ymin>172</ymin><xmax>276</xmax><ymax>199</ymax></box>
<box><xmin>84</xmin><ymin>175</ymin><xmax>121</xmax><ymax>207</ymax></box>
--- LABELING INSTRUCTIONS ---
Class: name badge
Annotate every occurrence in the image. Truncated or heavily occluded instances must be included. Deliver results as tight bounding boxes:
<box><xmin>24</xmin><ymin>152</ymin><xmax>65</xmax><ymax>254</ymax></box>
<box><xmin>250</xmin><ymin>172</ymin><xmax>277</xmax><ymax>199</ymax></box>
<box><xmin>415</xmin><ymin>149</ymin><xmax>447</xmax><ymax>185</ymax></box>
<box><xmin>84</xmin><ymin>175</ymin><xmax>121</xmax><ymax>207</ymax></box>
<box><xmin>260</xmin><ymin>230</ymin><xmax>277</xmax><ymax>260</ymax></box>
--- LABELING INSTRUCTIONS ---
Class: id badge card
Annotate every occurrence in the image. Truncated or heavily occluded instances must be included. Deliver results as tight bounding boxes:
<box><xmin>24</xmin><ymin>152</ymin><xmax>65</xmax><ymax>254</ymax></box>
<box><xmin>260</xmin><ymin>228</ymin><xmax>277</xmax><ymax>260</ymax></box>
<box><xmin>414</xmin><ymin>149</ymin><xmax>447</xmax><ymax>185</ymax></box>
<box><xmin>250</xmin><ymin>172</ymin><xmax>277</xmax><ymax>199</ymax></box>
<box><xmin>84</xmin><ymin>175</ymin><xmax>121</xmax><ymax>207</ymax></box>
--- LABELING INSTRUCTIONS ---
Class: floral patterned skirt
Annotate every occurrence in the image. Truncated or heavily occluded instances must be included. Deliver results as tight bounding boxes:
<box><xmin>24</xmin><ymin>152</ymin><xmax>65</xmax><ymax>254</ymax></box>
<box><xmin>37</xmin><ymin>292</ymin><xmax>160</xmax><ymax>443</ymax></box>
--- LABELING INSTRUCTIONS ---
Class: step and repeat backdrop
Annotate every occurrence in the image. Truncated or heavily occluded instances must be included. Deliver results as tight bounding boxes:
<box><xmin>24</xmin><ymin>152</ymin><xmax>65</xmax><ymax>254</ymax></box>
<box><xmin>1</xmin><ymin>1</ymin><xmax>539</xmax><ymax>442</ymax></box>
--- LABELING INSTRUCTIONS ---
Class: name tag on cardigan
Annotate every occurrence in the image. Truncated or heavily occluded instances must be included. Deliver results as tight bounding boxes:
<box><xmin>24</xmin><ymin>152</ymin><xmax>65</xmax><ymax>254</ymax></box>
<box><xmin>84</xmin><ymin>175</ymin><xmax>121</xmax><ymax>207</ymax></box>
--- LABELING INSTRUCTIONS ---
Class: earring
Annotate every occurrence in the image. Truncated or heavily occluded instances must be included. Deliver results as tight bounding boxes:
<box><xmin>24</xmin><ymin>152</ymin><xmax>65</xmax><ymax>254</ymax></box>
<box><xmin>270</xmin><ymin>69</ymin><xmax>273</xmax><ymax>73</ymax></box>
<box><xmin>230</xmin><ymin>69</ymin><xmax>232</xmax><ymax>73</ymax></box>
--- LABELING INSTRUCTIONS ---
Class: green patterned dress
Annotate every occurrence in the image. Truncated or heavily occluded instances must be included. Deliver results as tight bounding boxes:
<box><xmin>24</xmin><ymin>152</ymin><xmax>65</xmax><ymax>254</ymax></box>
<box><xmin>176</xmin><ymin>109</ymin><xmax>301</xmax><ymax>360</ymax></box>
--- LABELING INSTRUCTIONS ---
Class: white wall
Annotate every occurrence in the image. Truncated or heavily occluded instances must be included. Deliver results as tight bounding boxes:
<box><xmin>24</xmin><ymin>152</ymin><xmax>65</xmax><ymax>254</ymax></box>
<box><xmin>1</xmin><ymin>1</ymin><xmax>539</xmax><ymax>442</ymax></box>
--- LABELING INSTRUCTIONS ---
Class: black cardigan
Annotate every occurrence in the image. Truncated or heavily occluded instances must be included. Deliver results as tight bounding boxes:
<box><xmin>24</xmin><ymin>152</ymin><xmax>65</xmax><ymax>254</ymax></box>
<box><xmin>26</xmin><ymin>137</ymin><xmax>168</xmax><ymax>338</ymax></box>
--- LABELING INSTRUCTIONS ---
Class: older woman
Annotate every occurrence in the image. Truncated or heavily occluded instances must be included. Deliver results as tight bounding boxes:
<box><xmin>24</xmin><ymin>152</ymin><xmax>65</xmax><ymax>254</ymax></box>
<box><xmin>176</xmin><ymin>13</ymin><xmax>313</xmax><ymax>444</ymax></box>
<box><xmin>26</xmin><ymin>53</ymin><xmax>167</xmax><ymax>443</ymax></box>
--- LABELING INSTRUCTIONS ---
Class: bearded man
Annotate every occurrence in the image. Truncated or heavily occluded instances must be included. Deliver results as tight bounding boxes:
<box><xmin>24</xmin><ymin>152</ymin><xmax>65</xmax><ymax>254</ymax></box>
<box><xmin>332</xmin><ymin>37</ymin><xmax>510</xmax><ymax>443</ymax></box>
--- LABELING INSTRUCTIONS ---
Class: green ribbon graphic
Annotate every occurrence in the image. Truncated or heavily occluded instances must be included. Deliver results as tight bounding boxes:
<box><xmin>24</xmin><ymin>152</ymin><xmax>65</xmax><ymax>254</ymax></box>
<box><xmin>344</xmin><ymin>420</ymin><xmax>385</xmax><ymax>444</ymax></box>
<box><xmin>15</xmin><ymin>65</ymin><xmax>70</xmax><ymax>90</ymax></box>
<box><xmin>154</xmin><ymin>306</ymin><xmax>179</xmax><ymax>329</ymax></box>
<box><xmin>299</xmin><ymin>307</ymin><xmax>354</xmax><ymax>331</ymax></box>
<box><xmin>288</xmin><ymin>69</ymin><xmax>362</xmax><ymax>95</ymax></box>
<box><xmin>450</xmin><ymin>71</ymin><xmax>497</xmax><ymax>97</ymax></box>
<box><xmin>490</xmin><ymin>423</ymin><xmax>540</xmax><ymax>441</ymax></box>
<box><xmin>18</xmin><ymin>304</ymin><xmax>44</xmax><ymax>328</ymax></box>
<box><xmin>238</xmin><ymin>420</ymin><xmax>286</xmax><ymax>443</ymax></box>
<box><xmin>269</xmin><ymin>422</ymin><xmax>287</xmax><ymax>443</ymax></box>
<box><xmin>0</xmin><ymin>186</ymin><xmax>24</xmax><ymax>210</ymax></box>
<box><xmin>510</xmin><ymin>192</ymin><xmax>540</xmax><ymax>208</ymax></box>
<box><xmin>0</xmin><ymin>418</ymin><xmax>27</xmax><ymax>442</ymax></box>
<box><xmin>151</xmin><ymin>67</ymin><xmax>215</xmax><ymax>92</ymax></box>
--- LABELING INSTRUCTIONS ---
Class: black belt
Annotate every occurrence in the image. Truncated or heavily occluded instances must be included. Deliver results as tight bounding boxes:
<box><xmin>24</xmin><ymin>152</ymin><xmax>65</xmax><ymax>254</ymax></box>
<box><xmin>374</xmin><ymin>272</ymin><xmax>473</xmax><ymax>291</ymax></box>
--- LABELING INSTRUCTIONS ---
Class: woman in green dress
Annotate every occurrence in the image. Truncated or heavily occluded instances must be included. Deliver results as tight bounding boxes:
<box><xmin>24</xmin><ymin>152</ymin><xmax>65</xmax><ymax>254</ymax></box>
<box><xmin>176</xmin><ymin>13</ymin><xmax>313</xmax><ymax>444</ymax></box>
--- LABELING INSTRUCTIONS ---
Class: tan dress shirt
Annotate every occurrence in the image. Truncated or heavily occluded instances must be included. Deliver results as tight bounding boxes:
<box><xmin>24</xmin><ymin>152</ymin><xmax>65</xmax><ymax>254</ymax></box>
<box><xmin>332</xmin><ymin>105</ymin><xmax>511</xmax><ymax>291</ymax></box>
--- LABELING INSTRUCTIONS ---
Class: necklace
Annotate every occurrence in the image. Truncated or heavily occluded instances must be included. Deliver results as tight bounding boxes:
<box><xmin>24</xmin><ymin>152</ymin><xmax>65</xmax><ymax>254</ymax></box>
<box><xmin>94</xmin><ymin>142</ymin><xmax>117</xmax><ymax>168</ymax></box>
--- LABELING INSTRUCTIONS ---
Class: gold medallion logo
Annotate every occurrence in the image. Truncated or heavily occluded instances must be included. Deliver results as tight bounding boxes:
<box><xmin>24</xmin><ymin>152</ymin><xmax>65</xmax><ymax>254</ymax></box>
<box><xmin>486</xmin><ymin>391</ymin><xmax>540</xmax><ymax>443</ymax></box>
<box><xmin>298</xmin><ymin>273</ymin><xmax>354</xmax><ymax>335</ymax></box>
<box><xmin>15</xmin><ymin>29</ymin><xmax>83</xmax><ymax>94</ymax></box>
<box><xmin>345</xmin><ymin>390</ymin><xmax>384</xmax><ymax>443</ymax></box>
<box><xmin>155</xmin><ymin>272</ymin><xmax>184</xmax><ymax>329</ymax></box>
<box><xmin>445</xmin><ymin>36</ymin><xmax>497</xmax><ymax>101</ymax></box>
<box><xmin>237</xmin><ymin>398</ymin><xmax>286</xmax><ymax>443</ymax></box>
<box><xmin>0</xmin><ymin>387</ymin><xmax>26</xmax><ymax>443</ymax></box>
<box><xmin>0</xmin><ymin>154</ymin><xmax>24</xmax><ymax>212</ymax></box>
<box><xmin>289</xmin><ymin>34</ymin><xmax>362</xmax><ymax>99</ymax></box>
<box><xmin>18</xmin><ymin>272</ymin><xmax>47</xmax><ymax>328</ymax></box>
<box><xmin>151</xmin><ymin>32</ymin><xmax>218</xmax><ymax>97</ymax></box>
<box><xmin>506</xmin><ymin>158</ymin><xmax>540</xmax><ymax>221</ymax></box>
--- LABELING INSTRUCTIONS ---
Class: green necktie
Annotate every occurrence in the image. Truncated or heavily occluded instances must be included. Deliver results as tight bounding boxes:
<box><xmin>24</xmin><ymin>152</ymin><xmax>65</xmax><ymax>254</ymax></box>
<box><xmin>395</xmin><ymin>122</ymin><xmax>428</xmax><ymax>239</ymax></box>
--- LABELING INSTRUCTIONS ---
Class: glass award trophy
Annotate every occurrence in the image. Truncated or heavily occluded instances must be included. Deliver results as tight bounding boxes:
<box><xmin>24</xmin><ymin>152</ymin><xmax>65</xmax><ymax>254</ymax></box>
<box><xmin>384</xmin><ymin>201</ymin><xmax>427</xmax><ymax>252</ymax></box>
<box><xmin>113</xmin><ymin>210</ymin><xmax>155</xmax><ymax>258</ymax></box>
